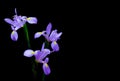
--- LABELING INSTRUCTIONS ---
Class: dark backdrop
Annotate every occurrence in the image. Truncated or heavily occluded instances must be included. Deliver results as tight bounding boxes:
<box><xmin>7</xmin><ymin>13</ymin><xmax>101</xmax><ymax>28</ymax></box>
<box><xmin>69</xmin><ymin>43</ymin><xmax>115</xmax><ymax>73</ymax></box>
<box><xmin>0</xmin><ymin>0</ymin><xmax>65</xmax><ymax>81</ymax></box>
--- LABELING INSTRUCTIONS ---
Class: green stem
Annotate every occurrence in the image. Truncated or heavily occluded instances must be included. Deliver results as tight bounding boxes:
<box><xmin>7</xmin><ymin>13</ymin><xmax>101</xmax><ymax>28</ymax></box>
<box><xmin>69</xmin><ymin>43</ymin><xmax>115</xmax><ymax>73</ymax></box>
<box><xmin>23</xmin><ymin>24</ymin><xmax>37</xmax><ymax>80</ymax></box>
<box><xmin>45</xmin><ymin>39</ymin><xmax>49</xmax><ymax>48</ymax></box>
<box><xmin>23</xmin><ymin>24</ymin><xmax>31</xmax><ymax>48</ymax></box>
<box><xmin>42</xmin><ymin>73</ymin><xmax>45</xmax><ymax>81</ymax></box>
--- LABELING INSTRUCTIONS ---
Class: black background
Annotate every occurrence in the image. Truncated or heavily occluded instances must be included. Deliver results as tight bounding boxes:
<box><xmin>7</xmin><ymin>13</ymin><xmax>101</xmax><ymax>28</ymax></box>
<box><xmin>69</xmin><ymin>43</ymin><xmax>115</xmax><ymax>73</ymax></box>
<box><xmin>0</xmin><ymin>0</ymin><xmax>66</xmax><ymax>81</ymax></box>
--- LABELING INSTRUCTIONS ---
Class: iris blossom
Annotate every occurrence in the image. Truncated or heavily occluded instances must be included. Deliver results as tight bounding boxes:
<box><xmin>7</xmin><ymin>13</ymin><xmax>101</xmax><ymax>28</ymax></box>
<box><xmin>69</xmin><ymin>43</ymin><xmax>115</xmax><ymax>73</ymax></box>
<box><xmin>4</xmin><ymin>8</ymin><xmax>37</xmax><ymax>41</ymax></box>
<box><xmin>34</xmin><ymin>23</ymin><xmax>62</xmax><ymax>51</ymax></box>
<box><xmin>24</xmin><ymin>43</ymin><xmax>51</xmax><ymax>75</ymax></box>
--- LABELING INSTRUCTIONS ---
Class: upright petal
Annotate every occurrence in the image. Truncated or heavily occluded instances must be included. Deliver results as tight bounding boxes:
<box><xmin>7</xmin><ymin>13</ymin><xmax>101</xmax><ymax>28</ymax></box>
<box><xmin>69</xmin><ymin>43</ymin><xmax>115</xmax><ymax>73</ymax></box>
<box><xmin>4</xmin><ymin>18</ymin><xmax>14</xmax><ymax>25</ymax></box>
<box><xmin>49</xmin><ymin>30</ymin><xmax>57</xmax><ymax>41</ymax></box>
<box><xmin>34</xmin><ymin>31</ymin><xmax>45</xmax><ymax>39</ymax></box>
<box><xmin>11</xmin><ymin>26</ymin><xmax>15</xmax><ymax>30</ymax></box>
<box><xmin>34</xmin><ymin>50</ymin><xmax>41</xmax><ymax>62</ymax></box>
<box><xmin>24</xmin><ymin>49</ymin><xmax>34</xmax><ymax>57</ymax></box>
<box><xmin>41</xmin><ymin>43</ymin><xmax>45</xmax><ymax>51</ymax></box>
<box><xmin>11</xmin><ymin>31</ymin><xmax>18</xmax><ymax>41</ymax></box>
<box><xmin>44</xmin><ymin>57</ymin><xmax>49</xmax><ymax>63</ymax></box>
<box><xmin>39</xmin><ymin>49</ymin><xmax>50</xmax><ymax>60</ymax></box>
<box><xmin>40</xmin><ymin>49</ymin><xmax>51</xmax><ymax>60</ymax></box>
<box><xmin>43</xmin><ymin>63</ymin><xmax>51</xmax><ymax>75</ymax></box>
<box><xmin>51</xmin><ymin>41</ymin><xmax>59</xmax><ymax>51</ymax></box>
<box><xmin>27</xmin><ymin>17</ymin><xmax>37</xmax><ymax>24</ymax></box>
<box><xmin>46</xmin><ymin>23</ymin><xmax>52</xmax><ymax>36</ymax></box>
<box><xmin>55</xmin><ymin>32</ymin><xmax>62</xmax><ymax>40</ymax></box>
<box><xmin>15</xmin><ymin>8</ymin><xmax>17</xmax><ymax>15</ymax></box>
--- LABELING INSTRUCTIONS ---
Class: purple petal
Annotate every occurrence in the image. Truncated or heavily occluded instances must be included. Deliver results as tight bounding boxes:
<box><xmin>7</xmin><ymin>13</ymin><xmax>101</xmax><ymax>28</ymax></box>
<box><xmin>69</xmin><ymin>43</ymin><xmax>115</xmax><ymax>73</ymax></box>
<box><xmin>11</xmin><ymin>26</ymin><xmax>15</xmax><ymax>30</ymax></box>
<box><xmin>34</xmin><ymin>31</ymin><xmax>45</xmax><ymax>39</ymax></box>
<box><xmin>51</xmin><ymin>41</ymin><xmax>59</xmax><ymax>51</ymax></box>
<box><xmin>43</xmin><ymin>63</ymin><xmax>51</xmax><ymax>75</ymax></box>
<box><xmin>34</xmin><ymin>50</ymin><xmax>41</xmax><ymax>61</ymax></box>
<box><xmin>13</xmin><ymin>16</ymin><xmax>25</xmax><ymax>27</ymax></box>
<box><xmin>11</xmin><ymin>31</ymin><xmax>18</xmax><ymax>41</ymax></box>
<box><xmin>46</xmin><ymin>22</ymin><xmax>52</xmax><ymax>36</ymax></box>
<box><xmin>44</xmin><ymin>57</ymin><xmax>49</xmax><ymax>63</ymax></box>
<box><xmin>4</xmin><ymin>18</ymin><xmax>14</xmax><ymax>25</ymax></box>
<box><xmin>15</xmin><ymin>8</ymin><xmax>17</xmax><ymax>15</ymax></box>
<box><xmin>49</xmin><ymin>30</ymin><xmax>62</xmax><ymax>41</ymax></box>
<box><xmin>41</xmin><ymin>43</ymin><xmax>45</xmax><ymax>51</ymax></box>
<box><xmin>40</xmin><ymin>49</ymin><xmax>51</xmax><ymax>60</ymax></box>
<box><xmin>21</xmin><ymin>16</ymin><xmax>27</xmax><ymax>22</ymax></box>
<box><xmin>24</xmin><ymin>49</ymin><xmax>34</xmax><ymax>57</ymax></box>
<box><xmin>56</xmin><ymin>32</ymin><xmax>62</xmax><ymax>40</ymax></box>
<box><xmin>49</xmin><ymin>30</ymin><xmax>57</xmax><ymax>41</ymax></box>
<box><xmin>27</xmin><ymin>17</ymin><xmax>37</xmax><ymax>24</ymax></box>
<box><xmin>34</xmin><ymin>50</ymin><xmax>41</xmax><ymax>55</ymax></box>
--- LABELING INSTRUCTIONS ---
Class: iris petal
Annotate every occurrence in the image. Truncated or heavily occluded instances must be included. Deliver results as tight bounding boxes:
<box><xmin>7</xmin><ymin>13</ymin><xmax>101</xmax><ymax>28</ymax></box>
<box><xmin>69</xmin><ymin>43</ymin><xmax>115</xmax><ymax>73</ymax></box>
<box><xmin>34</xmin><ymin>31</ymin><xmax>45</xmax><ymax>39</ymax></box>
<box><xmin>4</xmin><ymin>18</ymin><xmax>14</xmax><ymax>25</ymax></box>
<box><xmin>41</xmin><ymin>43</ymin><xmax>45</xmax><ymax>51</ymax></box>
<box><xmin>49</xmin><ymin>30</ymin><xmax>57</xmax><ymax>41</ymax></box>
<box><xmin>44</xmin><ymin>57</ymin><xmax>49</xmax><ymax>63</ymax></box>
<box><xmin>40</xmin><ymin>49</ymin><xmax>50</xmax><ymax>60</ymax></box>
<box><xmin>46</xmin><ymin>23</ymin><xmax>52</xmax><ymax>36</ymax></box>
<box><xmin>43</xmin><ymin>63</ymin><xmax>51</xmax><ymax>75</ymax></box>
<box><xmin>27</xmin><ymin>17</ymin><xmax>37</xmax><ymax>24</ymax></box>
<box><xmin>56</xmin><ymin>32</ymin><xmax>62</xmax><ymax>40</ymax></box>
<box><xmin>51</xmin><ymin>41</ymin><xmax>59</xmax><ymax>51</ymax></box>
<box><xmin>11</xmin><ymin>31</ymin><xmax>18</xmax><ymax>41</ymax></box>
<box><xmin>24</xmin><ymin>49</ymin><xmax>34</xmax><ymax>57</ymax></box>
<box><xmin>34</xmin><ymin>50</ymin><xmax>41</xmax><ymax>61</ymax></box>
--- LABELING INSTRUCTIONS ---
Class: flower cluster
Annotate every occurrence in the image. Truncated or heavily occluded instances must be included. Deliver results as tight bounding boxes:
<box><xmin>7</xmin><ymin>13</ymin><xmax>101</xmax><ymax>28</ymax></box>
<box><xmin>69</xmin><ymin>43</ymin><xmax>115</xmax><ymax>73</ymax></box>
<box><xmin>4</xmin><ymin>8</ymin><xmax>37</xmax><ymax>41</ymax></box>
<box><xmin>24</xmin><ymin>23</ymin><xmax>62</xmax><ymax>75</ymax></box>
<box><xmin>4</xmin><ymin>8</ymin><xmax>62</xmax><ymax>76</ymax></box>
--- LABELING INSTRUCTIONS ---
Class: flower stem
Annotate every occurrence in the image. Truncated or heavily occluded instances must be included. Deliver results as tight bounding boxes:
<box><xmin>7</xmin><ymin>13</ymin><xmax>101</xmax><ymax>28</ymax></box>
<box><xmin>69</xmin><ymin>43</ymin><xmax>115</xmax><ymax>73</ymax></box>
<box><xmin>23</xmin><ymin>24</ymin><xmax>37</xmax><ymax>80</ymax></box>
<box><xmin>42</xmin><ymin>73</ymin><xmax>45</xmax><ymax>81</ymax></box>
<box><xmin>23</xmin><ymin>24</ymin><xmax>31</xmax><ymax>48</ymax></box>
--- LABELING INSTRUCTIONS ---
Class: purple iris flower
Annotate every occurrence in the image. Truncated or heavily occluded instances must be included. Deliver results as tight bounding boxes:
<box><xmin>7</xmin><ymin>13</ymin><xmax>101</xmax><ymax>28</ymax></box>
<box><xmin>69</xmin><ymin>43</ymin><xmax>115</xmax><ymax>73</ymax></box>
<box><xmin>4</xmin><ymin>8</ymin><xmax>37</xmax><ymax>41</ymax></box>
<box><xmin>23</xmin><ymin>43</ymin><xmax>51</xmax><ymax>75</ymax></box>
<box><xmin>34</xmin><ymin>23</ymin><xmax>62</xmax><ymax>52</ymax></box>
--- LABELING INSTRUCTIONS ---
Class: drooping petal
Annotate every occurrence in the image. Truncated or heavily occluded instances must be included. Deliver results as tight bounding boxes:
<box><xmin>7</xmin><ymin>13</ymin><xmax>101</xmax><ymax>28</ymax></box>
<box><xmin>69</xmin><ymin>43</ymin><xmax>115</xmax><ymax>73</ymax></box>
<box><xmin>27</xmin><ymin>17</ymin><xmax>37</xmax><ymax>24</ymax></box>
<box><xmin>4</xmin><ymin>18</ymin><xmax>14</xmax><ymax>25</ymax></box>
<box><xmin>24</xmin><ymin>49</ymin><xmax>34</xmax><ymax>57</ymax></box>
<box><xmin>34</xmin><ymin>31</ymin><xmax>45</xmax><ymax>39</ymax></box>
<box><xmin>46</xmin><ymin>22</ymin><xmax>52</xmax><ymax>36</ymax></box>
<box><xmin>11</xmin><ymin>31</ymin><xmax>18</xmax><ymax>41</ymax></box>
<box><xmin>43</xmin><ymin>63</ymin><xmax>51</xmax><ymax>75</ymax></box>
<box><xmin>51</xmin><ymin>41</ymin><xmax>59</xmax><ymax>51</ymax></box>
<box><xmin>44</xmin><ymin>57</ymin><xmax>49</xmax><ymax>63</ymax></box>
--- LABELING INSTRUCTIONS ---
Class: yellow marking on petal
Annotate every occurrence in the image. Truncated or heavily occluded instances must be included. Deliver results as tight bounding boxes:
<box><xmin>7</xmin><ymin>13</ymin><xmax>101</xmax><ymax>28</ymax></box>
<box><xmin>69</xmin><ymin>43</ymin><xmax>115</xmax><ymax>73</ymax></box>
<box><xmin>27</xmin><ymin>18</ymin><xmax>31</xmax><ymax>20</ymax></box>
<box><xmin>45</xmin><ymin>63</ymin><xmax>48</xmax><ymax>67</ymax></box>
<box><xmin>54</xmin><ymin>41</ymin><xmax>57</xmax><ymax>44</ymax></box>
<box><xmin>38</xmin><ymin>32</ymin><xmax>42</xmax><ymax>34</ymax></box>
<box><xmin>31</xmin><ymin>51</ymin><xmax>35</xmax><ymax>54</ymax></box>
<box><xmin>12</xmin><ymin>31</ymin><xmax>15</xmax><ymax>35</ymax></box>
